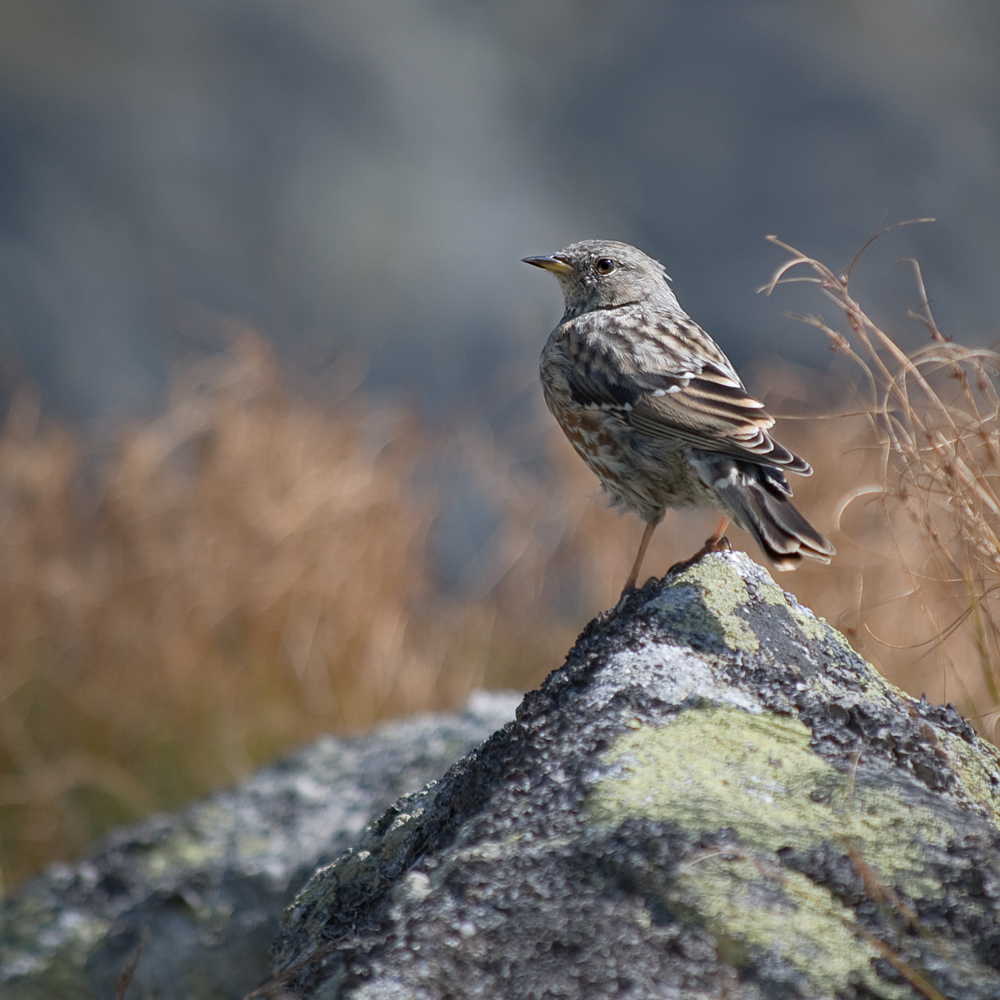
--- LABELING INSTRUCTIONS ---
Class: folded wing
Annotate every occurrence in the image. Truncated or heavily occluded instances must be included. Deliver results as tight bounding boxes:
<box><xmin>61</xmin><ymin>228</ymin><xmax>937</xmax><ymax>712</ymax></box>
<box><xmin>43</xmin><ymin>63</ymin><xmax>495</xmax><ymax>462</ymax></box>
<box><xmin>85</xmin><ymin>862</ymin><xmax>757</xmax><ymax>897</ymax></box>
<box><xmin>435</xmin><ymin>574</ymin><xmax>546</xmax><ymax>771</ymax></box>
<box><xmin>568</xmin><ymin>312</ymin><xmax>811</xmax><ymax>474</ymax></box>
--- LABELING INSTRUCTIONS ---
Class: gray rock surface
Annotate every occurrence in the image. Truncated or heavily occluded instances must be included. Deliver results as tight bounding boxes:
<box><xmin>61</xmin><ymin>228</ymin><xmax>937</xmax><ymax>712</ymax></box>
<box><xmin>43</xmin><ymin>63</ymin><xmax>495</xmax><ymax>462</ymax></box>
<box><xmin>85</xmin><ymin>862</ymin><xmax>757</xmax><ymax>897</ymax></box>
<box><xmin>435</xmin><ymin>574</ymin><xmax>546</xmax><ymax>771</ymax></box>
<box><xmin>271</xmin><ymin>552</ymin><xmax>1000</xmax><ymax>1000</ymax></box>
<box><xmin>0</xmin><ymin>692</ymin><xmax>520</xmax><ymax>1000</ymax></box>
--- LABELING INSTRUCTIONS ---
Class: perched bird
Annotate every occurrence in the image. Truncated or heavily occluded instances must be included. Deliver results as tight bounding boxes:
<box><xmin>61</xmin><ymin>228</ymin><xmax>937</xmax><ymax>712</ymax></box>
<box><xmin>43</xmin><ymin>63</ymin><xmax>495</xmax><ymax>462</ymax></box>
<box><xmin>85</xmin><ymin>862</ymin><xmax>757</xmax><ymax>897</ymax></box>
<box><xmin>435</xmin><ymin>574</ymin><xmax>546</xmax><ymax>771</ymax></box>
<box><xmin>524</xmin><ymin>239</ymin><xmax>833</xmax><ymax>593</ymax></box>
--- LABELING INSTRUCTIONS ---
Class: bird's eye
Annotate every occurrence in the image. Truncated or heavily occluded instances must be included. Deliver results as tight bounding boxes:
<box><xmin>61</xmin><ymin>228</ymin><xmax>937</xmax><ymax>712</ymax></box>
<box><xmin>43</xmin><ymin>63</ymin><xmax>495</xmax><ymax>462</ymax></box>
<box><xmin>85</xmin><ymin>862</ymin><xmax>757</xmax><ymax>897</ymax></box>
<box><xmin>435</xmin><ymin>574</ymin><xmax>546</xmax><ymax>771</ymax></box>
<box><xmin>595</xmin><ymin>258</ymin><xmax>617</xmax><ymax>275</ymax></box>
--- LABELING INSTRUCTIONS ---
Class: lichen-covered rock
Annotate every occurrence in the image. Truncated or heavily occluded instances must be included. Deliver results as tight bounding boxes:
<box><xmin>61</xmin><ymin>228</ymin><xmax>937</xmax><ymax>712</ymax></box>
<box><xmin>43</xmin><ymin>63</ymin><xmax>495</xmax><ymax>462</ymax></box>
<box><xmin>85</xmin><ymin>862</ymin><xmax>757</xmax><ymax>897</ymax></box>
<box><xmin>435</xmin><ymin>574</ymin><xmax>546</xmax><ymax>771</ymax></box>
<box><xmin>271</xmin><ymin>552</ymin><xmax>1000</xmax><ymax>1000</ymax></box>
<box><xmin>0</xmin><ymin>693</ymin><xmax>520</xmax><ymax>1000</ymax></box>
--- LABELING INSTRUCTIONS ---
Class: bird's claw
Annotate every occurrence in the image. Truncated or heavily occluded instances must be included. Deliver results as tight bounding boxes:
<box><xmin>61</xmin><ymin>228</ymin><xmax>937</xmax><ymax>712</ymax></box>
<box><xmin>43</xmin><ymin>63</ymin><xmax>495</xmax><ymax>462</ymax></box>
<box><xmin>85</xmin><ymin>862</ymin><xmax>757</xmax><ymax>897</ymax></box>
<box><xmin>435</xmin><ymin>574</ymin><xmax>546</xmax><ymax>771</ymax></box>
<box><xmin>596</xmin><ymin>534</ymin><xmax>733</xmax><ymax>627</ymax></box>
<box><xmin>706</xmin><ymin>534</ymin><xmax>732</xmax><ymax>553</ymax></box>
<box><xmin>592</xmin><ymin>582</ymin><xmax>638</xmax><ymax>627</ymax></box>
<box><xmin>665</xmin><ymin>534</ymin><xmax>732</xmax><ymax>577</ymax></box>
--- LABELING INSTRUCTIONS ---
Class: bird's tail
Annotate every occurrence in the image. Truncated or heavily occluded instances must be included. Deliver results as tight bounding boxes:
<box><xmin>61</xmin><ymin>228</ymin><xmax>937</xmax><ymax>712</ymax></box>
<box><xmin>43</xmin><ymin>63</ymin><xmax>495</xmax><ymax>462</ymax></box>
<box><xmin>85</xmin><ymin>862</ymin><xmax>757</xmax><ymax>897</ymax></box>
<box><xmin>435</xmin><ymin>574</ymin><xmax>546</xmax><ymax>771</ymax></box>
<box><xmin>691</xmin><ymin>454</ymin><xmax>835</xmax><ymax>570</ymax></box>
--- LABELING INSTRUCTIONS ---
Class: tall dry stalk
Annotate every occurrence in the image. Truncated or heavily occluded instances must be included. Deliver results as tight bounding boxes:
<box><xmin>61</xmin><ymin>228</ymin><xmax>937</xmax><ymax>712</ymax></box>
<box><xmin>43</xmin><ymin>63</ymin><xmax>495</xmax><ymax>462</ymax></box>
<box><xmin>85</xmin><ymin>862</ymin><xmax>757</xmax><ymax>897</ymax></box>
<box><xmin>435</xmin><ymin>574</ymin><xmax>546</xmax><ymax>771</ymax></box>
<box><xmin>763</xmin><ymin>232</ymin><xmax>1000</xmax><ymax>735</ymax></box>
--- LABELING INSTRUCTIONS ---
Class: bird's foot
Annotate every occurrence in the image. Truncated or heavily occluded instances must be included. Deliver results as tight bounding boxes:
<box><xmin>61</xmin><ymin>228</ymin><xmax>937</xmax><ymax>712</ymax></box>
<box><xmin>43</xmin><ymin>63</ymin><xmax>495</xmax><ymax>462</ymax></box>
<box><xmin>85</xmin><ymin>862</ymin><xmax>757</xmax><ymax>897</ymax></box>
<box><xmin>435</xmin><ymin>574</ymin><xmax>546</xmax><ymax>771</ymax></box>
<box><xmin>590</xmin><ymin>581</ymin><xmax>642</xmax><ymax>628</ymax></box>
<box><xmin>595</xmin><ymin>535</ymin><xmax>731</xmax><ymax>627</ymax></box>
<box><xmin>665</xmin><ymin>534</ymin><xmax>732</xmax><ymax>577</ymax></box>
<box><xmin>594</xmin><ymin>586</ymin><xmax>634</xmax><ymax>626</ymax></box>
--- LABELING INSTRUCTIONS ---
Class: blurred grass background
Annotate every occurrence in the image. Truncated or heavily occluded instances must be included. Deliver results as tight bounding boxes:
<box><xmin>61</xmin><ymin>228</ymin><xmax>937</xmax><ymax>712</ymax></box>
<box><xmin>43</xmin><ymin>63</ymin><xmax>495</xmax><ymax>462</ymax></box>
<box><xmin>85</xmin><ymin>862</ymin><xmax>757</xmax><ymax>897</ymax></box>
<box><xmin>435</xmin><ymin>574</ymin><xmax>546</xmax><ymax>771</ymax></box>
<box><xmin>4</xmin><ymin>245</ymin><xmax>1000</xmax><ymax>892</ymax></box>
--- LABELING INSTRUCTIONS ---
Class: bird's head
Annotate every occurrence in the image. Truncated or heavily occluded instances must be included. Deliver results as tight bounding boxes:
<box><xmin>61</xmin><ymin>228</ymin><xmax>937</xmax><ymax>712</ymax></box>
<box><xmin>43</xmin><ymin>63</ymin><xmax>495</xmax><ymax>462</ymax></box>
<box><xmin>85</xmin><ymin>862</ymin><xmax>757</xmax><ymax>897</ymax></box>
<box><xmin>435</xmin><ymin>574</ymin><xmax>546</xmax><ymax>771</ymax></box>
<box><xmin>523</xmin><ymin>239</ymin><xmax>679</xmax><ymax>316</ymax></box>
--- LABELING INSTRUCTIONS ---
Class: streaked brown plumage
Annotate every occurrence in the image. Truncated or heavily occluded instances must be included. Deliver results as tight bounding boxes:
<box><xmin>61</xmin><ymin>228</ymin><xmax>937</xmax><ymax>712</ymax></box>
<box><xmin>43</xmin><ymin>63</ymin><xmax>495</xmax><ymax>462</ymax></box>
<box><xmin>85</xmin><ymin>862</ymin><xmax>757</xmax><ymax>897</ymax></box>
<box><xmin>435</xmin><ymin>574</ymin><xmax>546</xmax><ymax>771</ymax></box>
<box><xmin>523</xmin><ymin>239</ymin><xmax>833</xmax><ymax>593</ymax></box>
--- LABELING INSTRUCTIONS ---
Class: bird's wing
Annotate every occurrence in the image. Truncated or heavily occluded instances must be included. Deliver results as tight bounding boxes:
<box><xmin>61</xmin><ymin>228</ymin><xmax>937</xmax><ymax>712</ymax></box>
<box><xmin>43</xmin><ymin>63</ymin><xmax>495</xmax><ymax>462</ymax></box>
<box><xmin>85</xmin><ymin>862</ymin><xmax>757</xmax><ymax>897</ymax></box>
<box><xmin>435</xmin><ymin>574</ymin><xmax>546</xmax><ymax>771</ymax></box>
<box><xmin>567</xmin><ymin>312</ymin><xmax>810</xmax><ymax>473</ymax></box>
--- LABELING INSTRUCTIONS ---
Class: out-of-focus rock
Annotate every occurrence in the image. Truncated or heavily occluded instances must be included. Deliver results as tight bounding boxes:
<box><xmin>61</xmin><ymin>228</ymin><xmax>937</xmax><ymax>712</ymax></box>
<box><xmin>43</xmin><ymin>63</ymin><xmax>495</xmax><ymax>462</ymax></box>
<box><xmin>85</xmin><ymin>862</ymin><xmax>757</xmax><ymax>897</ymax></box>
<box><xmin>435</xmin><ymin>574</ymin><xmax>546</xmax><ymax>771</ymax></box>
<box><xmin>0</xmin><ymin>692</ymin><xmax>520</xmax><ymax>1000</ymax></box>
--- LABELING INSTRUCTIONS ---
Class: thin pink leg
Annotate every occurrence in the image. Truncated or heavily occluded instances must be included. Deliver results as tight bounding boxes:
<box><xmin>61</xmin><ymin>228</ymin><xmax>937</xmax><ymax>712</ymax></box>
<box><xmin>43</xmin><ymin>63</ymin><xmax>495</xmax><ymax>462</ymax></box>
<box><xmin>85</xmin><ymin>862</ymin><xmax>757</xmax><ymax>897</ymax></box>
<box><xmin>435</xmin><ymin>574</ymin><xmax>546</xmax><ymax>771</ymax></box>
<box><xmin>623</xmin><ymin>520</ymin><xmax>659</xmax><ymax>593</ymax></box>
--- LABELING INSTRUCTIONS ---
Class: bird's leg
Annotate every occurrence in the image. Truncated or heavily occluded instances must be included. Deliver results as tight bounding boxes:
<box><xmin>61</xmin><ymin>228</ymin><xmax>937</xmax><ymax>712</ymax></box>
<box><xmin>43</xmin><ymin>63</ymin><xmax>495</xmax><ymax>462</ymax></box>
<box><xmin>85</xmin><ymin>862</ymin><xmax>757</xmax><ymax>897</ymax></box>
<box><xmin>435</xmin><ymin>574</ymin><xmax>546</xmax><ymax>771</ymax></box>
<box><xmin>592</xmin><ymin>519</ymin><xmax>660</xmax><ymax>628</ymax></box>
<box><xmin>622</xmin><ymin>519</ymin><xmax>659</xmax><ymax>594</ymax></box>
<box><xmin>603</xmin><ymin>515</ymin><xmax>731</xmax><ymax>627</ymax></box>
<box><xmin>665</xmin><ymin>516</ymin><xmax>732</xmax><ymax>576</ymax></box>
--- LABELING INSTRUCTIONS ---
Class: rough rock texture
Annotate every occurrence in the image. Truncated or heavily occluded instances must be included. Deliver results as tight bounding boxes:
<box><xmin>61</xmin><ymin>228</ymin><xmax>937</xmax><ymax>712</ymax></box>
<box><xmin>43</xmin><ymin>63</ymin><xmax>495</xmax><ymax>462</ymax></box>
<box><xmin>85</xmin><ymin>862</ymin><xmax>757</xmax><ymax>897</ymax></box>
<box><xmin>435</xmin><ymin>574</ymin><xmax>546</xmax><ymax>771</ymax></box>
<box><xmin>271</xmin><ymin>552</ymin><xmax>1000</xmax><ymax>1000</ymax></box>
<box><xmin>0</xmin><ymin>692</ymin><xmax>520</xmax><ymax>1000</ymax></box>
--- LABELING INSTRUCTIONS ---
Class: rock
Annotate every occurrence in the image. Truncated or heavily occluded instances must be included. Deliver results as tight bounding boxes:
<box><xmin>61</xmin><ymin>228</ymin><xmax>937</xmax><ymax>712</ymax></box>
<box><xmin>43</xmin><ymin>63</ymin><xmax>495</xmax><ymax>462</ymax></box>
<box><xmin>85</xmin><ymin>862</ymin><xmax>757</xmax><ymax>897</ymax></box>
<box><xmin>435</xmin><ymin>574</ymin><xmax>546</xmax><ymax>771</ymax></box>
<box><xmin>0</xmin><ymin>692</ymin><xmax>521</xmax><ymax>1000</ymax></box>
<box><xmin>270</xmin><ymin>552</ymin><xmax>1000</xmax><ymax>1000</ymax></box>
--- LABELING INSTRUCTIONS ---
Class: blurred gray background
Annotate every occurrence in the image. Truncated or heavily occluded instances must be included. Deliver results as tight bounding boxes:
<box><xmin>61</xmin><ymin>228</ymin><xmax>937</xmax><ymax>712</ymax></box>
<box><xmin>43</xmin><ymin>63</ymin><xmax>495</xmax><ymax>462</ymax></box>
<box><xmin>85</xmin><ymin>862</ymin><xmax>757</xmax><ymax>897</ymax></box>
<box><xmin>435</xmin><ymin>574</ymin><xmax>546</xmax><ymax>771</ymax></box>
<box><xmin>1</xmin><ymin>0</ymin><xmax>999</xmax><ymax>422</ymax></box>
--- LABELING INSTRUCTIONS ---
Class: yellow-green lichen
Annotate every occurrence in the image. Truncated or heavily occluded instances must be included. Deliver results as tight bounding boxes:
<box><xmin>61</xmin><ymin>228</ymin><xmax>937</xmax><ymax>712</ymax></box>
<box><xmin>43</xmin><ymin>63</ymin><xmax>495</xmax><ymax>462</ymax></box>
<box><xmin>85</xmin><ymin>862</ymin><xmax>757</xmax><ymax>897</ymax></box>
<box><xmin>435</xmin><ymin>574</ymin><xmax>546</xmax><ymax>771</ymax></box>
<box><xmin>585</xmin><ymin>704</ymin><xmax>962</xmax><ymax>995</ymax></box>
<box><xmin>788</xmin><ymin>603</ymin><xmax>854</xmax><ymax>651</ymax></box>
<box><xmin>749</xmin><ymin>571</ymin><xmax>842</xmax><ymax>647</ymax></box>
<box><xmin>658</xmin><ymin>554</ymin><xmax>861</xmax><ymax>655</ymax></box>
<box><xmin>752</xmin><ymin>577</ymin><xmax>788</xmax><ymax>609</ymax></box>
<box><xmin>669</xmin><ymin>855</ymin><xmax>906</xmax><ymax>999</ymax></box>
<box><xmin>938</xmin><ymin>726</ymin><xmax>1000</xmax><ymax>825</ymax></box>
<box><xmin>588</xmin><ymin>705</ymin><xmax>951</xmax><ymax>902</ymax></box>
<box><xmin>656</xmin><ymin>560</ymin><xmax>758</xmax><ymax>651</ymax></box>
<box><xmin>1</xmin><ymin>909</ymin><xmax>111</xmax><ymax>1000</ymax></box>
<box><xmin>143</xmin><ymin>827</ymin><xmax>225</xmax><ymax>881</ymax></box>
<box><xmin>236</xmin><ymin>831</ymin><xmax>273</xmax><ymax>860</ymax></box>
<box><xmin>653</xmin><ymin>555</ymin><xmax>854</xmax><ymax>654</ymax></box>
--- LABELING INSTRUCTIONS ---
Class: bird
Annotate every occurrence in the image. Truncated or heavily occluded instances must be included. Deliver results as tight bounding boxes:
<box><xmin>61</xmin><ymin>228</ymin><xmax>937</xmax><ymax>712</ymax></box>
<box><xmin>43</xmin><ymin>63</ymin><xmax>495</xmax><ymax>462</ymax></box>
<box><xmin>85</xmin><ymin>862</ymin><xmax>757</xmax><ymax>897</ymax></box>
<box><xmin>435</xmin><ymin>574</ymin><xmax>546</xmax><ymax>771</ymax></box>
<box><xmin>523</xmin><ymin>239</ymin><xmax>834</xmax><ymax>595</ymax></box>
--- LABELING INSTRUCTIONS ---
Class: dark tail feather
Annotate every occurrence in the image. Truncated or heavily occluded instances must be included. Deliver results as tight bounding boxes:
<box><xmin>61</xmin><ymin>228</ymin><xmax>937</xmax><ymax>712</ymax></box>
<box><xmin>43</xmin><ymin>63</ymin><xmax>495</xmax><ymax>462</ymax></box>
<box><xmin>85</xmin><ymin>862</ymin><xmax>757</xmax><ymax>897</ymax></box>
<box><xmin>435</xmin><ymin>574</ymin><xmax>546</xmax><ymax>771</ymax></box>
<box><xmin>692</xmin><ymin>455</ymin><xmax>835</xmax><ymax>570</ymax></box>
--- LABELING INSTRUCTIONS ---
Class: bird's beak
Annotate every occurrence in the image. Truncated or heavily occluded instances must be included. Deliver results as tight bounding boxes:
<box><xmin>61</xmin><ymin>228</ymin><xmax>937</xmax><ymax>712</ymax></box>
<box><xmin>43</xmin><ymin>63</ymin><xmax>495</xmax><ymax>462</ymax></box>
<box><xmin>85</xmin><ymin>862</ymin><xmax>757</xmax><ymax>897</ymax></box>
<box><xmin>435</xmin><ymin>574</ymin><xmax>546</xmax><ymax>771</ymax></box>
<box><xmin>522</xmin><ymin>255</ymin><xmax>575</xmax><ymax>275</ymax></box>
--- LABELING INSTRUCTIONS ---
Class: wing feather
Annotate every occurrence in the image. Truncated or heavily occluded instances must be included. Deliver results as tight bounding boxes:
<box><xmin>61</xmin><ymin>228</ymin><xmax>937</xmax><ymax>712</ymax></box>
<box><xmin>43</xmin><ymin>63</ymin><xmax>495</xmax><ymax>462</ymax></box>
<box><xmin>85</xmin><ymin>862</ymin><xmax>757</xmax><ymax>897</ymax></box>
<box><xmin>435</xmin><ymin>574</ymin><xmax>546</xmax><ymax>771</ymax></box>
<box><xmin>566</xmin><ymin>310</ymin><xmax>811</xmax><ymax>474</ymax></box>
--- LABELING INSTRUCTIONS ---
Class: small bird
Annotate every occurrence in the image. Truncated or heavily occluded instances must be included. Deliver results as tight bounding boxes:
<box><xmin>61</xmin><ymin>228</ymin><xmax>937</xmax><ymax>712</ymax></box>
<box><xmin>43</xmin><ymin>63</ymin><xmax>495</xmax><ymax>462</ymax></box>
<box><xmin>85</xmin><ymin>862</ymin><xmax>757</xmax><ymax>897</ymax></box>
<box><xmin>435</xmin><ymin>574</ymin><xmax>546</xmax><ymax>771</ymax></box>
<box><xmin>524</xmin><ymin>239</ymin><xmax>833</xmax><ymax>594</ymax></box>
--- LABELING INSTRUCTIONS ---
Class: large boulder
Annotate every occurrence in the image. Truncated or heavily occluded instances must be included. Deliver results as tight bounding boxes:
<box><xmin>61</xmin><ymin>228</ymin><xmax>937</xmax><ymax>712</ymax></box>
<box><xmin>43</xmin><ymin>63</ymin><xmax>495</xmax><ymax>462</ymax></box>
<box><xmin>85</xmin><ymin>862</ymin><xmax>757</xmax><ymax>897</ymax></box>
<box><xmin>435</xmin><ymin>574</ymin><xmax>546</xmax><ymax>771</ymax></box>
<box><xmin>0</xmin><ymin>693</ymin><xmax>520</xmax><ymax>1000</ymax></box>
<box><xmin>271</xmin><ymin>552</ymin><xmax>1000</xmax><ymax>1000</ymax></box>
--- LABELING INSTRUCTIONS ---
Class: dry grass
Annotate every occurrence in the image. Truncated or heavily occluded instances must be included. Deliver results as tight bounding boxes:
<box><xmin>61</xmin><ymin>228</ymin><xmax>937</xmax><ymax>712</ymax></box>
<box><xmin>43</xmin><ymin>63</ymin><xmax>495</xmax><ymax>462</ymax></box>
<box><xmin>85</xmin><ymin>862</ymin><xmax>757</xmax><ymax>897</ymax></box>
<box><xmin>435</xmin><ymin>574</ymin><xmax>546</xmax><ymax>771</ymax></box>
<box><xmin>2</xmin><ymin>239</ymin><xmax>999</xmax><ymax>892</ymax></box>
<box><xmin>759</xmin><ymin>233</ymin><xmax>1000</xmax><ymax>738</ymax></box>
<box><xmin>0</xmin><ymin>328</ymin><xmax>671</xmax><ymax>891</ymax></box>
<box><xmin>0</xmin><ymin>333</ymin><xmax>461</xmax><ymax>886</ymax></box>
